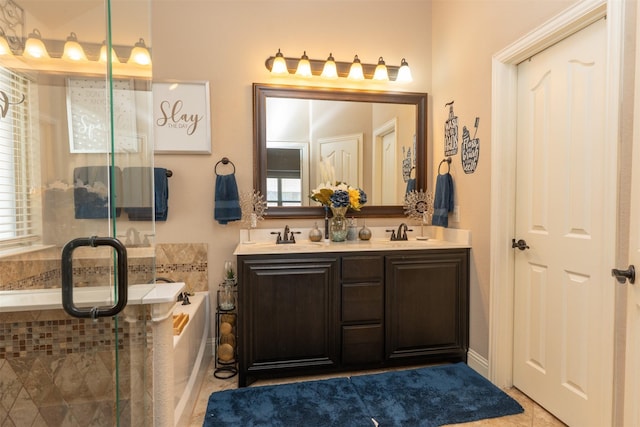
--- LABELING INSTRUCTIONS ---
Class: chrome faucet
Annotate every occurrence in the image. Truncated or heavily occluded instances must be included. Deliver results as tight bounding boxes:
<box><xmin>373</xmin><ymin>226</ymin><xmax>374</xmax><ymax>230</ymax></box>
<box><xmin>387</xmin><ymin>223</ymin><xmax>412</xmax><ymax>241</ymax></box>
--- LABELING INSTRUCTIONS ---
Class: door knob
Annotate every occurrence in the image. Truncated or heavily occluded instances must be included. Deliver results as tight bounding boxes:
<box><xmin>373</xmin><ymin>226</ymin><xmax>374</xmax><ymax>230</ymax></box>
<box><xmin>611</xmin><ymin>265</ymin><xmax>635</xmax><ymax>284</ymax></box>
<box><xmin>511</xmin><ymin>238</ymin><xmax>530</xmax><ymax>251</ymax></box>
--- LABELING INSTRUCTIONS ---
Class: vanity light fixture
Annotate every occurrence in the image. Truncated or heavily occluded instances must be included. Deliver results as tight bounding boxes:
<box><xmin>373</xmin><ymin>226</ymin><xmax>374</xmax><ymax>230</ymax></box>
<box><xmin>127</xmin><ymin>38</ymin><xmax>151</xmax><ymax>66</ymax></box>
<box><xmin>271</xmin><ymin>49</ymin><xmax>289</xmax><ymax>75</ymax></box>
<box><xmin>0</xmin><ymin>32</ymin><xmax>13</xmax><ymax>56</ymax></box>
<box><xmin>23</xmin><ymin>29</ymin><xmax>50</xmax><ymax>59</ymax></box>
<box><xmin>372</xmin><ymin>57</ymin><xmax>389</xmax><ymax>81</ymax></box>
<box><xmin>320</xmin><ymin>53</ymin><xmax>338</xmax><ymax>79</ymax></box>
<box><xmin>62</xmin><ymin>32</ymin><xmax>87</xmax><ymax>62</ymax></box>
<box><xmin>265</xmin><ymin>50</ymin><xmax>412</xmax><ymax>82</ymax></box>
<box><xmin>295</xmin><ymin>51</ymin><xmax>312</xmax><ymax>77</ymax></box>
<box><xmin>396</xmin><ymin>58</ymin><xmax>413</xmax><ymax>83</ymax></box>
<box><xmin>99</xmin><ymin>40</ymin><xmax>121</xmax><ymax>64</ymax></box>
<box><xmin>347</xmin><ymin>55</ymin><xmax>365</xmax><ymax>80</ymax></box>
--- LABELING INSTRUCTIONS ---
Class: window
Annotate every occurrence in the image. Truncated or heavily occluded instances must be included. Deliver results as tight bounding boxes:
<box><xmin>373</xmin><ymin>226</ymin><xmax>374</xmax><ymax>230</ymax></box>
<box><xmin>0</xmin><ymin>67</ymin><xmax>40</xmax><ymax>250</ymax></box>
<box><xmin>266</xmin><ymin>177</ymin><xmax>302</xmax><ymax>207</ymax></box>
<box><xmin>266</xmin><ymin>148</ymin><xmax>302</xmax><ymax>206</ymax></box>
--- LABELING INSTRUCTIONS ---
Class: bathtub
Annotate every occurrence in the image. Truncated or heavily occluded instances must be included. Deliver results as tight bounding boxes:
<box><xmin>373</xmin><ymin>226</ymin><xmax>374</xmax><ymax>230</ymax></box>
<box><xmin>172</xmin><ymin>291</ymin><xmax>212</xmax><ymax>427</ymax></box>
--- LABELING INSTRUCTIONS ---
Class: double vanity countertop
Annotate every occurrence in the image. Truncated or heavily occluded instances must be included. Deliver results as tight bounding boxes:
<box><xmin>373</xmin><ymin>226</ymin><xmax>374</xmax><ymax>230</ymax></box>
<box><xmin>233</xmin><ymin>226</ymin><xmax>471</xmax><ymax>256</ymax></box>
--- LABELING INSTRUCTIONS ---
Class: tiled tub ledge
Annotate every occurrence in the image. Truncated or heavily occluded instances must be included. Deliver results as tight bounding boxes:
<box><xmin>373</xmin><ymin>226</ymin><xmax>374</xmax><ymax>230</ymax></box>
<box><xmin>0</xmin><ymin>282</ymin><xmax>185</xmax><ymax>313</ymax></box>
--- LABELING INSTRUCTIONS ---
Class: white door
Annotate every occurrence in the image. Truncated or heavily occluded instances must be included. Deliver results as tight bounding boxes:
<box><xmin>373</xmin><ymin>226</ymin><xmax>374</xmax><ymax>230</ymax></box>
<box><xmin>623</xmin><ymin>3</ymin><xmax>640</xmax><ymax>424</ymax></box>
<box><xmin>513</xmin><ymin>18</ymin><xmax>614</xmax><ymax>426</ymax></box>
<box><xmin>318</xmin><ymin>133</ymin><xmax>363</xmax><ymax>186</ymax></box>
<box><xmin>381</xmin><ymin>131</ymin><xmax>397</xmax><ymax>204</ymax></box>
<box><xmin>372</xmin><ymin>119</ymin><xmax>398</xmax><ymax>204</ymax></box>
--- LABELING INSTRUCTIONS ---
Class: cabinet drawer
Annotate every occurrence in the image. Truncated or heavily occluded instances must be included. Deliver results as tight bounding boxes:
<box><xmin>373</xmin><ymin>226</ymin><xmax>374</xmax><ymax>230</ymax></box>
<box><xmin>342</xmin><ymin>324</ymin><xmax>384</xmax><ymax>365</ymax></box>
<box><xmin>342</xmin><ymin>256</ymin><xmax>383</xmax><ymax>281</ymax></box>
<box><xmin>342</xmin><ymin>282</ymin><xmax>383</xmax><ymax>322</ymax></box>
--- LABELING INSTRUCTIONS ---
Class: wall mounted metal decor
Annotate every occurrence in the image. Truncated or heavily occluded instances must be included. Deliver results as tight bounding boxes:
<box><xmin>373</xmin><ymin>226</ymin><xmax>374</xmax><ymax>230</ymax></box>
<box><xmin>444</xmin><ymin>101</ymin><xmax>458</xmax><ymax>156</ymax></box>
<box><xmin>461</xmin><ymin>117</ymin><xmax>480</xmax><ymax>174</ymax></box>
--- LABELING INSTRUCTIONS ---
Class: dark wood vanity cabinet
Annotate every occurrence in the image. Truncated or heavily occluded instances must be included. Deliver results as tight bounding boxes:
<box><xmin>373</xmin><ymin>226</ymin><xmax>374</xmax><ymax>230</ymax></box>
<box><xmin>237</xmin><ymin>249</ymin><xmax>469</xmax><ymax>387</ymax></box>
<box><xmin>341</xmin><ymin>255</ymin><xmax>385</xmax><ymax>366</ymax></box>
<box><xmin>237</xmin><ymin>255</ymin><xmax>340</xmax><ymax>387</ymax></box>
<box><xmin>385</xmin><ymin>250</ymin><xmax>469</xmax><ymax>363</ymax></box>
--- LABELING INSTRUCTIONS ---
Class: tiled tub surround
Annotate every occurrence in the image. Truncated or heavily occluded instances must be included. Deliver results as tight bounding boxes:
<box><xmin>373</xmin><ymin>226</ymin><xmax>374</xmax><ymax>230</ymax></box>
<box><xmin>0</xmin><ymin>243</ymin><xmax>209</xmax><ymax>427</ymax></box>
<box><xmin>0</xmin><ymin>243</ymin><xmax>208</xmax><ymax>293</ymax></box>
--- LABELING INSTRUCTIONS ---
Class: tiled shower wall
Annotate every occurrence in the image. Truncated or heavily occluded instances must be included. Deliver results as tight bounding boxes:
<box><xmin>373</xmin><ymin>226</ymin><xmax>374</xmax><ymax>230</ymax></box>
<box><xmin>0</xmin><ymin>243</ymin><xmax>208</xmax><ymax>427</ymax></box>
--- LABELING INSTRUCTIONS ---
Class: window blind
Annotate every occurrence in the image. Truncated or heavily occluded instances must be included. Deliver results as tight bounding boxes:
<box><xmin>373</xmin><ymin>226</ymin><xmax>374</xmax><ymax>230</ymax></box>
<box><xmin>0</xmin><ymin>67</ymin><xmax>39</xmax><ymax>248</ymax></box>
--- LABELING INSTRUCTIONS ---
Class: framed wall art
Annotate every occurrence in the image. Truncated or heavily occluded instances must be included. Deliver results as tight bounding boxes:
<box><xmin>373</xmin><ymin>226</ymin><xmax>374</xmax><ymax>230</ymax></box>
<box><xmin>66</xmin><ymin>77</ymin><xmax>140</xmax><ymax>153</ymax></box>
<box><xmin>153</xmin><ymin>80</ymin><xmax>211</xmax><ymax>154</ymax></box>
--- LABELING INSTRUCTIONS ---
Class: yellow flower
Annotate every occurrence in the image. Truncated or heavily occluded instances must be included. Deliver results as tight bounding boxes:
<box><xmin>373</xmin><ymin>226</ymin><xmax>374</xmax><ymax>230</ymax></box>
<box><xmin>348</xmin><ymin>188</ymin><xmax>362</xmax><ymax>210</ymax></box>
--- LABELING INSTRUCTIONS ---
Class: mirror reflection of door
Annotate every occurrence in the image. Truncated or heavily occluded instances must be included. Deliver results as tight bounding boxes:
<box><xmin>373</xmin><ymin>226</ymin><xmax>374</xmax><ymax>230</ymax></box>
<box><xmin>372</xmin><ymin>118</ymin><xmax>398</xmax><ymax>205</ymax></box>
<box><xmin>318</xmin><ymin>133</ymin><xmax>363</xmax><ymax>187</ymax></box>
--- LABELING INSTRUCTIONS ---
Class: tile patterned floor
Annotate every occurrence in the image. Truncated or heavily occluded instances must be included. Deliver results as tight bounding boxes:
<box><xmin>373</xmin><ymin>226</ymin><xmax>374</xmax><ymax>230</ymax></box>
<box><xmin>187</xmin><ymin>360</ymin><xmax>567</xmax><ymax>427</ymax></box>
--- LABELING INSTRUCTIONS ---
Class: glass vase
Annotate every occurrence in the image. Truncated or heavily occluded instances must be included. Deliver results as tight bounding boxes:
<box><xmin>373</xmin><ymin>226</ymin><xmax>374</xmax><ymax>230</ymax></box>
<box><xmin>219</xmin><ymin>282</ymin><xmax>235</xmax><ymax>310</ymax></box>
<box><xmin>330</xmin><ymin>206</ymin><xmax>348</xmax><ymax>242</ymax></box>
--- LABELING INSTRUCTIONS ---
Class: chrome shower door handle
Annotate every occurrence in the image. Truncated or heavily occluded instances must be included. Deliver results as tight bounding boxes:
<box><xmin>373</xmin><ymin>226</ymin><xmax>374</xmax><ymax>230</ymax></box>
<box><xmin>61</xmin><ymin>236</ymin><xmax>128</xmax><ymax>318</ymax></box>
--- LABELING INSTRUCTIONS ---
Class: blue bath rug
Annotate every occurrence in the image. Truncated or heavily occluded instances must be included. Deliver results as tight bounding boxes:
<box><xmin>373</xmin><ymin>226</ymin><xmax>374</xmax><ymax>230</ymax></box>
<box><xmin>203</xmin><ymin>363</ymin><xmax>523</xmax><ymax>426</ymax></box>
<box><xmin>203</xmin><ymin>377</ymin><xmax>372</xmax><ymax>427</ymax></box>
<box><xmin>349</xmin><ymin>362</ymin><xmax>524</xmax><ymax>427</ymax></box>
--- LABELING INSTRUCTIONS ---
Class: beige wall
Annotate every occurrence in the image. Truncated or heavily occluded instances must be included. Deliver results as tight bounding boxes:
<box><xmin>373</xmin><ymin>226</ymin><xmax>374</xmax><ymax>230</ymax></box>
<box><xmin>150</xmin><ymin>2</ymin><xmax>432</xmax><ymax>296</ymax></box>
<box><xmin>152</xmin><ymin>0</ymin><xmax>578</xmax><ymax>361</ymax></box>
<box><xmin>430</xmin><ymin>0</ymin><xmax>577</xmax><ymax>358</ymax></box>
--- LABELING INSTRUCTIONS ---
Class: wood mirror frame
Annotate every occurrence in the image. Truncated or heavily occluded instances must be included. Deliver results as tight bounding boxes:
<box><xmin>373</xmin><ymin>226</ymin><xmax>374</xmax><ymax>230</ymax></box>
<box><xmin>253</xmin><ymin>83</ymin><xmax>428</xmax><ymax>219</ymax></box>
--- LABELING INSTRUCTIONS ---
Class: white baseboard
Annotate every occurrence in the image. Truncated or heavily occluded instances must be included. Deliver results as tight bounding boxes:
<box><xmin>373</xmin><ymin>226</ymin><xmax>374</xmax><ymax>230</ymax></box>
<box><xmin>467</xmin><ymin>349</ymin><xmax>489</xmax><ymax>379</ymax></box>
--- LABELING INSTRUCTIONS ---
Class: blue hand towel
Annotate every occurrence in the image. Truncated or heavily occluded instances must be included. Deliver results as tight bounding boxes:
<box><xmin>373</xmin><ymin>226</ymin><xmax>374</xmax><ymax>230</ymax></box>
<box><xmin>432</xmin><ymin>173</ymin><xmax>454</xmax><ymax>227</ymax></box>
<box><xmin>405</xmin><ymin>178</ymin><xmax>416</xmax><ymax>195</ymax></box>
<box><xmin>215</xmin><ymin>173</ymin><xmax>242</xmax><ymax>224</ymax></box>
<box><xmin>125</xmin><ymin>168</ymin><xmax>169</xmax><ymax>221</ymax></box>
<box><xmin>73</xmin><ymin>166</ymin><xmax>122</xmax><ymax>219</ymax></box>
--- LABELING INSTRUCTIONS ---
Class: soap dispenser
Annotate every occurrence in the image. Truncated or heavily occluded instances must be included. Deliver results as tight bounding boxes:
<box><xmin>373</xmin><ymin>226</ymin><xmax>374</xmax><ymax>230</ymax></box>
<box><xmin>347</xmin><ymin>218</ymin><xmax>358</xmax><ymax>241</ymax></box>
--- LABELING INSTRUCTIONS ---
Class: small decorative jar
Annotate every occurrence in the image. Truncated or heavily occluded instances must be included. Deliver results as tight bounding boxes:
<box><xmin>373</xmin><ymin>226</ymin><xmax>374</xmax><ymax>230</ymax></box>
<box><xmin>358</xmin><ymin>220</ymin><xmax>372</xmax><ymax>241</ymax></box>
<box><xmin>309</xmin><ymin>222</ymin><xmax>323</xmax><ymax>242</ymax></box>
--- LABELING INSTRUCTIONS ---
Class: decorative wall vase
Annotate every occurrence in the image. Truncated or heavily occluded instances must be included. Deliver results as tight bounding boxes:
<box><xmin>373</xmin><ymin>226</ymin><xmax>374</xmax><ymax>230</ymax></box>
<box><xmin>330</xmin><ymin>206</ymin><xmax>348</xmax><ymax>242</ymax></box>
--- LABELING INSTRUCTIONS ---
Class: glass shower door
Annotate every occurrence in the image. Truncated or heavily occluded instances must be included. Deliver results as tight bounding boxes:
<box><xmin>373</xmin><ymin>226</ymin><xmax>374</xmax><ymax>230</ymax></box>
<box><xmin>0</xmin><ymin>0</ymin><xmax>155</xmax><ymax>425</ymax></box>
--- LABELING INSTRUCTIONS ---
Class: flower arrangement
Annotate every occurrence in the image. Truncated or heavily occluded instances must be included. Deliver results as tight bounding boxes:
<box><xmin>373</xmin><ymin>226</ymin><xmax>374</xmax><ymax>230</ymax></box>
<box><xmin>310</xmin><ymin>181</ymin><xmax>367</xmax><ymax>211</ymax></box>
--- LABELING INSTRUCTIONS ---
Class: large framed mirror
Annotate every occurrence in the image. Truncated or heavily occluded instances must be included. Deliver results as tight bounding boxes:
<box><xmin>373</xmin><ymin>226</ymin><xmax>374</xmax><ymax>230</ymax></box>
<box><xmin>253</xmin><ymin>83</ymin><xmax>427</xmax><ymax>218</ymax></box>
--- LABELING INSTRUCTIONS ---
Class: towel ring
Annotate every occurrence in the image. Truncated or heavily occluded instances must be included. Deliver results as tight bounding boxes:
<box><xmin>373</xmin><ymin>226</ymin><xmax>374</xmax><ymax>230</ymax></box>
<box><xmin>438</xmin><ymin>157</ymin><xmax>451</xmax><ymax>175</ymax></box>
<box><xmin>215</xmin><ymin>157</ymin><xmax>236</xmax><ymax>175</ymax></box>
